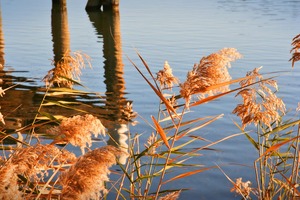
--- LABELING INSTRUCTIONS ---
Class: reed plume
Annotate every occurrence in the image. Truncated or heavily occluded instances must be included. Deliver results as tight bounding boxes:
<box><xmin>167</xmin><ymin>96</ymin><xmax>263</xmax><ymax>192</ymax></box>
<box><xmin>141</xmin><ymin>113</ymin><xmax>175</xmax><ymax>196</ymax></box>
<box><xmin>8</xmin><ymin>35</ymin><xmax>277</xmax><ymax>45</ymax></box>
<box><xmin>180</xmin><ymin>48</ymin><xmax>242</xmax><ymax>107</ymax></box>
<box><xmin>230</xmin><ymin>178</ymin><xmax>252</xmax><ymax>199</ymax></box>
<box><xmin>144</xmin><ymin>132</ymin><xmax>158</xmax><ymax>155</ymax></box>
<box><xmin>156</xmin><ymin>61</ymin><xmax>179</xmax><ymax>90</ymax></box>
<box><xmin>0</xmin><ymin>144</ymin><xmax>76</xmax><ymax>199</ymax></box>
<box><xmin>0</xmin><ymin>164</ymin><xmax>21</xmax><ymax>200</ymax></box>
<box><xmin>233</xmin><ymin>67</ymin><xmax>286</xmax><ymax>130</ymax></box>
<box><xmin>121</xmin><ymin>102</ymin><xmax>138</xmax><ymax>125</ymax></box>
<box><xmin>290</xmin><ymin>34</ymin><xmax>300</xmax><ymax>68</ymax></box>
<box><xmin>48</xmin><ymin>114</ymin><xmax>106</xmax><ymax>153</ymax></box>
<box><xmin>43</xmin><ymin>50</ymin><xmax>91</xmax><ymax>88</ymax></box>
<box><xmin>60</xmin><ymin>145</ymin><xmax>126</xmax><ymax>200</ymax></box>
<box><xmin>158</xmin><ymin>190</ymin><xmax>181</xmax><ymax>200</ymax></box>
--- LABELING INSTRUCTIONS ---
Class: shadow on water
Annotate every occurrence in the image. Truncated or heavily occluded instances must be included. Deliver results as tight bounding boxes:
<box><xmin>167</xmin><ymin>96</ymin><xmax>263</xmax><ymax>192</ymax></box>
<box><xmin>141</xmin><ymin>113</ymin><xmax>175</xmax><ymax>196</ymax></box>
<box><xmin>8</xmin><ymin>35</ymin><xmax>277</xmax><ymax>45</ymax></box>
<box><xmin>0</xmin><ymin>0</ymin><xmax>131</xmax><ymax>156</ymax></box>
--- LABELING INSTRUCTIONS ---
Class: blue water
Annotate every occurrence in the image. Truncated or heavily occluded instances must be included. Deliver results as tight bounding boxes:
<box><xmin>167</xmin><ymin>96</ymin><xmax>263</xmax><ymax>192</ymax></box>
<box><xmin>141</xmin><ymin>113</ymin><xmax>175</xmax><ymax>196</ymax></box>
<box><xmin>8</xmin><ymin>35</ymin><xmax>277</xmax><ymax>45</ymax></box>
<box><xmin>1</xmin><ymin>0</ymin><xmax>300</xmax><ymax>199</ymax></box>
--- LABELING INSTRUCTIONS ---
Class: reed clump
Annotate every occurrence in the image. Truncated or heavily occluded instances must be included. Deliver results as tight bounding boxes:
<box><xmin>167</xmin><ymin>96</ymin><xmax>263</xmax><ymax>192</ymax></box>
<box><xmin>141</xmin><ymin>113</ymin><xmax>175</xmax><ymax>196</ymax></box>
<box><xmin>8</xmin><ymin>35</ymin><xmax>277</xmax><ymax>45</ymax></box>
<box><xmin>0</xmin><ymin>34</ymin><xmax>299</xmax><ymax>200</ymax></box>
<box><xmin>0</xmin><ymin>144</ymin><xmax>76</xmax><ymax>199</ymax></box>
<box><xmin>233</xmin><ymin>67</ymin><xmax>286</xmax><ymax>130</ymax></box>
<box><xmin>227</xmin><ymin>34</ymin><xmax>300</xmax><ymax>200</ymax></box>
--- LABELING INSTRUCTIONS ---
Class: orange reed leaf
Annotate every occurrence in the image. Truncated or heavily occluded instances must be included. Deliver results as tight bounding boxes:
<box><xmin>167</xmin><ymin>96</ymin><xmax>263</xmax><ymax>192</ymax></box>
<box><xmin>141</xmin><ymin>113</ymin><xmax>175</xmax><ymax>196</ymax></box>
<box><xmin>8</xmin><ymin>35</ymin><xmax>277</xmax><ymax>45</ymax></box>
<box><xmin>170</xmin><ymin>133</ymin><xmax>243</xmax><ymax>164</ymax></box>
<box><xmin>175</xmin><ymin>114</ymin><xmax>223</xmax><ymax>140</ymax></box>
<box><xmin>128</xmin><ymin>55</ymin><xmax>177</xmax><ymax>116</ymax></box>
<box><xmin>191</xmin><ymin>77</ymin><xmax>276</xmax><ymax>107</ymax></box>
<box><xmin>136</xmin><ymin>51</ymin><xmax>159</xmax><ymax>87</ymax></box>
<box><xmin>190</xmin><ymin>88</ymin><xmax>235</xmax><ymax>107</ymax></box>
<box><xmin>258</xmin><ymin>136</ymin><xmax>300</xmax><ymax>160</ymax></box>
<box><xmin>200</xmin><ymin>76</ymin><xmax>257</xmax><ymax>94</ymax></box>
<box><xmin>151</xmin><ymin>116</ymin><xmax>170</xmax><ymax>149</ymax></box>
<box><xmin>163</xmin><ymin>167</ymin><xmax>213</xmax><ymax>184</ymax></box>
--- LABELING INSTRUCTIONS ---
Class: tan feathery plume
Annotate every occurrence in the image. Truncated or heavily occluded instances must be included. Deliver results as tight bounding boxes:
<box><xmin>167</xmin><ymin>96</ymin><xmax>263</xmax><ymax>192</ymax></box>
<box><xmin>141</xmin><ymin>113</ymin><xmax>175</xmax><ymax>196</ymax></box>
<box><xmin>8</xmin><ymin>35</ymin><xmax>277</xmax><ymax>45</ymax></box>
<box><xmin>180</xmin><ymin>48</ymin><xmax>242</xmax><ymax>107</ymax></box>
<box><xmin>43</xmin><ymin>50</ymin><xmax>91</xmax><ymax>88</ymax></box>
<box><xmin>230</xmin><ymin>178</ymin><xmax>252</xmax><ymax>198</ymax></box>
<box><xmin>60</xmin><ymin>145</ymin><xmax>126</xmax><ymax>200</ymax></box>
<box><xmin>0</xmin><ymin>144</ymin><xmax>76</xmax><ymax>199</ymax></box>
<box><xmin>144</xmin><ymin>132</ymin><xmax>158</xmax><ymax>155</ymax></box>
<box><xmin>0</xmin><ymin>165</ymin><xmax>22</xmax><ymax>200</ymax></box>
<box><xmin>121</xmin><ymin>102</ymin><xmax>138</xmax><ymax>125</ymax></box>
<box><xmin>233</xmin><ymin>67</ymin><xmax>286</xmax><ymax>130</ymax></box>
<box><xmin>156</xmin><ymin>61</ymin><xmax>179</xmax><ymax>90</ymax></box>
<box><xmin>48</xmin><ymin>114</ymin><xmax>106</xmax><ymax>153</ymax></box>
<box><xmin>158</xmin><ymin>190</ymin><xmax>181</xmax><ymax>200</ymax></box>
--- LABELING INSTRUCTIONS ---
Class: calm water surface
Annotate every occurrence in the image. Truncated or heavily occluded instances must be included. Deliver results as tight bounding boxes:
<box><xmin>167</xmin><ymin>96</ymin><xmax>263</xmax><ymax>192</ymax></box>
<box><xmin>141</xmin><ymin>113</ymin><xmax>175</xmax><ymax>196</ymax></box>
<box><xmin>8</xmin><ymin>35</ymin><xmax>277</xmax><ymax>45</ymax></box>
<box><xmin>1</xmin><ymin>0</ymin><xmax>300</xmax><ymax>199</ymax></box>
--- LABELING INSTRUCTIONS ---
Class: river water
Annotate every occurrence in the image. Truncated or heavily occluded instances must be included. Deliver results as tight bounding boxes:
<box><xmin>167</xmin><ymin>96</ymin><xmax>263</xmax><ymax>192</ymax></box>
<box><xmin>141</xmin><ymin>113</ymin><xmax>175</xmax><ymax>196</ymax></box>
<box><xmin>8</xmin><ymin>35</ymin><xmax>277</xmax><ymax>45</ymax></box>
<box><xmin>1</xmin><ymin>0</ymin><xmax>300</xmax><ymax>199</ymax></box>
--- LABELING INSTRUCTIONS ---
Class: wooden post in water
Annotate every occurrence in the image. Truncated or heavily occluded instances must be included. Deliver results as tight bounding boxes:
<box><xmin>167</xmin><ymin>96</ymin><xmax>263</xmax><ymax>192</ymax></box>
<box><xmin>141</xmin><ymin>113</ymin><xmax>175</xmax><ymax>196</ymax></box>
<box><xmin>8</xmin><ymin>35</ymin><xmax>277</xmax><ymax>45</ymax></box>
<box><xmin>51</xmin><ymin>0</ymin><xmax>70</xmax><ymax>62</ymax></box>
<box><xmin>85</xmin><ymin>0</ymin><xmax>120</xmax><ymax>11</ymax></box>
<box><xmin>52</xmin><ymin>0</ymin><xmax>66</xmax><ymax>7</ymax></box>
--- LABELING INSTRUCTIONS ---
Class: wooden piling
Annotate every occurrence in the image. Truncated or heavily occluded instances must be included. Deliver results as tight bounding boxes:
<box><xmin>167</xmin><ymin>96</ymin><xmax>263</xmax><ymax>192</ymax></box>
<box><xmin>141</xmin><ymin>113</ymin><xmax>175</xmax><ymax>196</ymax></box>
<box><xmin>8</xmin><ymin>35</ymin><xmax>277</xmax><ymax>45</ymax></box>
<box><xmin>85</xmin><ymin>0</ymin><xmax>120</xmax><ymax>11</ymax></box>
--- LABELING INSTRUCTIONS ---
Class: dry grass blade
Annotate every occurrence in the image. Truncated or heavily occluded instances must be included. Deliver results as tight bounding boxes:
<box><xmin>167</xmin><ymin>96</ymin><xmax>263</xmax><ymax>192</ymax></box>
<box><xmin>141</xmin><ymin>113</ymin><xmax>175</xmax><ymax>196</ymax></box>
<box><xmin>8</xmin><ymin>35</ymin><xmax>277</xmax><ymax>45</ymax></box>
<box><xmin>163</xmin><ymin>167</ymin><xmax>214</xmax><ymax>184</ymax></box>
<box><xmin>262</xmin><ymin>119</ymin><xmax>300</xmax><ymax>136</ymax></box>
<box><xmin>190</xmin><ymin>87</ymin><xmax>239</xmax><ymax>107</ymax></box>
<box><xmin>190</xmin><ymin>77</ymin><xmax>276</xmax><ymax>107</ymax></box>
<box><xmin>278</xmin><ymin>172</ymin><xmax>300</xmax><ymax>197</ymax></box>
<box><xmin>136</xmin><ymin>51</ymin><xmax>160</xmax><ymax>89</ymax></box>
<box><xmin>175</xmin><ymin>114</ymin><xmax>224</xmax><ymax>140</ymax></box>
<box><xmin>217</xmin><ymin>165</ymin><xmax>251</xmax><ymax>199</ymax></box>
<box><xmin>163</xmin><ymin>116</ymin><xmax>211</xmax><ymax>131</ymax></box>
<box><xmin>127</xmin><ymin>55</ymin><xmax>178</xmax><ymax>116</ymax></box>
<box><xmin>170</xmin><ymin>133</ymin><xmax>244</xmax><ymax>165</ymax></box>
<box><xmin>257</xmin><ymin>136</ymin><xmax>300</xmax><ymax>160</ymax></box>
<box><xmin>159</xmin><ymin>111</ymin><xmax>188</xmax><ymax>123</ymax></box>
<box><xmin>151</xmin><ymin>116</ymin><xmax>170</xmax><ymax>149</ymax></box>
<box><xmin>198</xmin><ymin>75</ymin><xmax>258</xmax><ymax>94</ymax></box>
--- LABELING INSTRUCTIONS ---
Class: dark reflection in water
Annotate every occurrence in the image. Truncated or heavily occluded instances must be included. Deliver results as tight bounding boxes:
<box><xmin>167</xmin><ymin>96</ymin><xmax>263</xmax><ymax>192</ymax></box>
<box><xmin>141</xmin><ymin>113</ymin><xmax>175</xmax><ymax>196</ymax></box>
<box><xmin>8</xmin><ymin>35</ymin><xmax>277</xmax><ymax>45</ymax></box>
<box><xmin>87</xmin><ymin>9</ymin><xmax>130</xmax><ymax>163</ymax></box>
<box><xmin>88</xmin><ymin>9</ymin><xmax>127</xmax><ymax>122</ymax></box>
<box><xmin>0</xmin><ymin>1</ymin><xmax>131</xmax><ymax>158</ymax></box>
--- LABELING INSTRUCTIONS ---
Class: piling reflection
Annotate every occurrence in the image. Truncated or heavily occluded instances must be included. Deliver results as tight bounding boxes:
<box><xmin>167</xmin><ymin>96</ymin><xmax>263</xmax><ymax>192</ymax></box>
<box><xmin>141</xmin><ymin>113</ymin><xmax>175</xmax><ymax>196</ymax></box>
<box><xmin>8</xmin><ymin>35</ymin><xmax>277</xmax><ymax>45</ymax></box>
<box><xmin>44</xmin><ymin>0</ymin><xmax>75</xmax><ymax>88</ymax></box>
<box><xmin>87</xmin><ymin>9</ymin><xmax>132</xmax><ymax>163</ymax></box>
<box><xmin>0</xmin><ymin>3</ymin><xmax>133</xmax><ymax>160</ymax></box>
<box><xmin>0</xmin><ymin>6</ymin><xmax>25</xmax><ymax>133</ymax></box>
<box><xmin>0</xmin><ymin>1</ymin><xmax>98</xmax><ymax>133</ymax></box>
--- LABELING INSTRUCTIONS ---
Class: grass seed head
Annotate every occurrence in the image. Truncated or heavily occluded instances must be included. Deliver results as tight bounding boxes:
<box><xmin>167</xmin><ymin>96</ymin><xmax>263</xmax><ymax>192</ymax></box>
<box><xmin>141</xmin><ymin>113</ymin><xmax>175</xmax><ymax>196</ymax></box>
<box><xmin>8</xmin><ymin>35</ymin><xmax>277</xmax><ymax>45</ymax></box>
<box><xmin>60</xmin><ymin>145</ymin><xmax>126</xmax><ymax>200</ymax></box>
<box><xmin>156</xmin><ymin>61</ymin><xmax>179</xmax><ymax>90</ymax></box>
<box><xmin>48</xmin><ymin>114</ymin><xmax>106</xmax><ymax>153</ymax></box>
<box><xmin>233</xmin><ymin>67</ymin><xmax>286</xmax><ymax>130</ymax></box>
<box><xmin>0</xmin><ymin>144</ymin><xmax>76</xmax><ymax>199</ymax></box>
<box><xmin>180</xmin><ymin>48</ymin><xmax>242</xmax><ymax>107</ymax></box>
